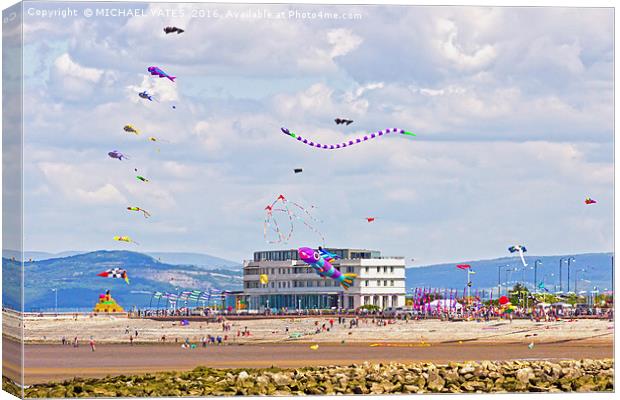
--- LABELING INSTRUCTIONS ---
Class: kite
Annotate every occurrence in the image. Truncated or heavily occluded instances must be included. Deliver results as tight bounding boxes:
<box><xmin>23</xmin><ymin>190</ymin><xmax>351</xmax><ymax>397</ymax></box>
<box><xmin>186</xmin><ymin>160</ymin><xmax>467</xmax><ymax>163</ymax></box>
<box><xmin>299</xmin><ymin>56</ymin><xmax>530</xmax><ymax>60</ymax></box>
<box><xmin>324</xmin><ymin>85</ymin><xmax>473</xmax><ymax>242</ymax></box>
<box><xmin>281</xmin><ymin>127</ymin><xmax>415</xmax><ymax>150</ymax></box>
<box><xmin>294</xmin><ymin>168</ymin><xmax>303</xmax><ymax>174</ymax></box>
<box><xmin>498</xmin><ymin>295</ymin><xmax>509</xmax><ymax>305</ymax></box>
<box><xmin>138</xmin><ymin>91</ymin><xmax>155</xmax><ymax>101</ymax></box>
<box><xmin>127</xmin><ymin>206</ymin><xmax>151</xmax><ymax>218</ymax></box>
<box><xmin>114</xmin><ymin>236</ymin><xmax>139</xmax><ymax>245</ymax></box>
<box><xmin>148</xmin><ymin>66</ymin><xmax>176</xmax><ymax>82</ymax></box>
<box><xmin>335</xmin><ymin>118</ymin><xmax>354</xmax><ymax>125</ymax></box>
<box><xmin>456</xmin><ymin>264</ymin><xmax>471</xmax><ymax>270</ymax></box>
<box><xmin>298</xmin><ymin>247</ymin><xmax>356</xmax><ymax>289</ymax></box>
<box><xmin>528</xmin><ymin>342</ymin><xmax>535</xmax><ymax>349</ymax></box>
<box><xmin>309</xmin><ymin>344</ymin><xmax>319</xmax><ymax>350</ymax></box>
<box><xmin>164</xmin><ymin>26</ymin><xmax>184</xmax><ymax>34</ymax></box>
<box><xmin>508</xmin><ymin>245</ymin><xmax>528</xmax><ymax>267</ymax></box>
<box><xmin>97</xmin><ymin>268</ymin><xmax>129</xmax><ymax>284</ymax></box>
<box><xmin>585</xmin><ymin>197</ymin><xmax>597</xmax><ymax>205</ymax></box>
<box><xmin>264</xmin><ymin>194</ymin><xmax>325</xmax><ymax>244</ymax></box>
<box><xmin>259</xmin><ymin>274</ymin><xmax>269</xmax><ymax>285</ymax></box>
<box><xmin>124</xmin><ymin>125</ymin><xmax>140</xmax><ymax>135</ymax></box>
<box><xmin>365</xmin><ymin>217</ymin><xmax>376</xmax><ymax>223</ymax></box>
<box><xmin>136</xmin><ymin>176</ymin><xmax>149</xmax><ymax>182</ymax></box>
<box><xmin>108</xmin><ymin>150</ymin><xmax>128</xmax><ymax>161</ymax></box>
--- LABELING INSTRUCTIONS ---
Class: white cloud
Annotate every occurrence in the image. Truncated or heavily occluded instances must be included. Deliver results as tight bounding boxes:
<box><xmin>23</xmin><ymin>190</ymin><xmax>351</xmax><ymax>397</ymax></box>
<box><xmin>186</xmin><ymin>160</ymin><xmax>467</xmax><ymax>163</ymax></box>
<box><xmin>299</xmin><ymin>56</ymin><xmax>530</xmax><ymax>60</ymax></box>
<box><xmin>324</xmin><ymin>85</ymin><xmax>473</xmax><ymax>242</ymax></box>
<box><xmin>53</xmin><ymin>53</ymin><xmax>103</xmax><ymax>82</ymax></box>
<box><xmin>327</xmin><ymin>28</ymin><xmax>363</xmax><ymax>58</ymax></box>
<box><xmin>434</xmin><ymin>18</ymin><xmax>497</xmax><ymax>70</ymax></box>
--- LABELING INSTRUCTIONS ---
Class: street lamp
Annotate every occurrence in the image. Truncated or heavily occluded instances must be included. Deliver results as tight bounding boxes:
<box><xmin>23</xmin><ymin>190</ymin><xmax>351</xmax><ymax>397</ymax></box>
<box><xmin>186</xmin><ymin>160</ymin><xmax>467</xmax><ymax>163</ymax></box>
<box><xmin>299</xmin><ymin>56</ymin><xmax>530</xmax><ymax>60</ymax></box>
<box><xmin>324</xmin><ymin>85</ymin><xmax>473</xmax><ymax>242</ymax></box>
<box><xmin>566</xmin><ymin>257</ymin><xmax>576</xmax><ymax>292</ymax></box>
<box><xmin>558</xmin><ymin>258</ymin><xmax>565</xmax><ymax>292</ymax></box>
<box><xmin>533</xmin><ymin>260</ymin><xmax>542</xmax><ymax>293</ymax></box>
<box><xmin>575</xmin><ymin>267</ymin><xmax>588</xmax><ymax>294</ymax></box>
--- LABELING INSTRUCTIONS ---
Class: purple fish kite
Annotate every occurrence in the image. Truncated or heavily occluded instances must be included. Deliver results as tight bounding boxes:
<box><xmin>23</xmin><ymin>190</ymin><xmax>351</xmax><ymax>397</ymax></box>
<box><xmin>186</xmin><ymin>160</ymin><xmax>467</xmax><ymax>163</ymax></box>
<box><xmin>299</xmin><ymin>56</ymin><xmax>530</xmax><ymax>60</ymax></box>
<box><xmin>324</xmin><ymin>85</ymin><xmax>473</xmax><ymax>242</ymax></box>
<box><xmin>108</xmin><ymin>150</ymin><xmax>128</xmax><ymax>161</ymax></box>
<box><xmin>147</xmin><ymin>66</ymin><xmax>176</xmax><ymax>82</ymax></box>
<box><xmin>298</xmin><ymin>247</ymin><xmax>357</xmax><ymax>289</ymax></box>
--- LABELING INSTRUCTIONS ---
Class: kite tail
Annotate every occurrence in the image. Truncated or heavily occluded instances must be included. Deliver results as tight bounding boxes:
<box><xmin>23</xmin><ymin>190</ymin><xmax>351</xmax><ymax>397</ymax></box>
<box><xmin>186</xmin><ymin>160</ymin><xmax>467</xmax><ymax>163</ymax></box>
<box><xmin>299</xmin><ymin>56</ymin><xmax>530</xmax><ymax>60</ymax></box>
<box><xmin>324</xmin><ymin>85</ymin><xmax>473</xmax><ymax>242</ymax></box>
<box><xmin>142</xmin><ymin>210</ymin><xmax>151</xmax><ymax>218</ymax></box>
<box><xmin>519</xmin><ymin>250</ymin><xmax>527</xmax><ymax>267</ymax></box>
<box><xmin>340</xmin><ymin>273</ymin><xmax>357</xmax><ymax>290</ymax></box>
<box><xmin>168</xmin><ymin>76</ymin><xmax>176</xmax><ymax>82</ymax></box>
<box><xmin>125</xmin><ymin>276</ymin><xmax>130</xmax><ymax>284</ymax></box>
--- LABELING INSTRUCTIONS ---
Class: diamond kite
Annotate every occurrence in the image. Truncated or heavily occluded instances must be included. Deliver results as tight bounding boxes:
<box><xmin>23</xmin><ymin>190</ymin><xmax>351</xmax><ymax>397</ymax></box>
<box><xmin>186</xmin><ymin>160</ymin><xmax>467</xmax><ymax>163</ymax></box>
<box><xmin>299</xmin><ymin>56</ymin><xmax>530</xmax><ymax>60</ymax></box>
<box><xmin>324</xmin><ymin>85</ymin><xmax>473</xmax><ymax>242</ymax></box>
<box><xmin>585</xmin><ymin>197</ymin><xmax>597</xmax><ymax>204</ymax></box>
<box><xmin>264</xmin><ymin>194</ymin><xmax>324</xmax><ymax>244</ymax></box>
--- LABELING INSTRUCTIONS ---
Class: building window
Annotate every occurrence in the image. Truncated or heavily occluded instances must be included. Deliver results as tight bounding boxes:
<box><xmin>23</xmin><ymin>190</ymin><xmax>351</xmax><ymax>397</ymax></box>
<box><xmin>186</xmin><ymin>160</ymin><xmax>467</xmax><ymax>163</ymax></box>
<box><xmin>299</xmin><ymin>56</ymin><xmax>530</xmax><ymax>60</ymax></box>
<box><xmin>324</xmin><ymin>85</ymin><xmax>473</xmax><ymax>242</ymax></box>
<box><xmin>390</xmin><ymin>280</ymin><xmax>394</xmax><ymax>286</ymax></box>
<box><xmin>377</xmin><ymin>280</ymin><xmax>381</xmax><ymax>286</ymax></box>
<box><xmin>384</xmin><ymin>280</ymin><xmax>388</xmax><ymax>286</ymax></box>
<box><xmin>365</xmin><ymin>280</ymin><xmax>369</xmax><ymax>287</ymax></box>
<box><xmin>390</xmin><ymin>266</ymin><xmax>394</xmax><ymax>273</ymax></box>
<box><xmin>383</xmin><ymin>266</ymin><xmax>387</xmax><ymax>273</ymax></box>
<box><xmin>365</xmin><ymin>267</ymin><xmax>369</xmax><ymax>273</ymax></box>
<box><xmin>376</xmin><ymin>267</ymin><xmax>380</xmax><ymax>273</ymax></box>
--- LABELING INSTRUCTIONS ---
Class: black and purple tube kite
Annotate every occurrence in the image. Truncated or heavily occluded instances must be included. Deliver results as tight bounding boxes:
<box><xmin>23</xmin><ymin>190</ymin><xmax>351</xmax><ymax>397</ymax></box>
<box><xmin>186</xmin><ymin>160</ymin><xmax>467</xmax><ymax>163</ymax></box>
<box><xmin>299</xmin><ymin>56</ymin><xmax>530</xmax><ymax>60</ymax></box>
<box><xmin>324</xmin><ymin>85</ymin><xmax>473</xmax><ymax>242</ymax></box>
<box><xmin>280</xmin><ymin>127</ymin><xmax>415</xmax><ymax>150</ymax></box>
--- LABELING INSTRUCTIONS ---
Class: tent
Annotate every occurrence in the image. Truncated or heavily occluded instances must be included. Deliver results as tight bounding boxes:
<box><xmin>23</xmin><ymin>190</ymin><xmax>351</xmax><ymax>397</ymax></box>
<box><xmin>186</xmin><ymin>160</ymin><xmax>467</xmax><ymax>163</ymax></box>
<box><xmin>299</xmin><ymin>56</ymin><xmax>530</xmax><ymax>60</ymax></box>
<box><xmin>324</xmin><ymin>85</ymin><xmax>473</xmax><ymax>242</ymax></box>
<box><xmin>428</xmin><ymin>299</ymin><xmax>463</xmax><ymax>310</ymax></box>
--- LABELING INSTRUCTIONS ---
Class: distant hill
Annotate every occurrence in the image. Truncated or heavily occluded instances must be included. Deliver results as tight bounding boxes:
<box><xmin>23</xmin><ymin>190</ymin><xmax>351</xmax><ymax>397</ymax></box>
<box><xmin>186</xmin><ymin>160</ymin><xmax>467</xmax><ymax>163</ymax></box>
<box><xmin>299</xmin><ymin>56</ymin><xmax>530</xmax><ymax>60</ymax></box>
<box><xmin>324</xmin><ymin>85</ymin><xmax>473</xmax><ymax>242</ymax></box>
<box><xmin>3</xmin><ymin>250</ymin><xmax>241</xmax><ymax>268</ymax></box>
<box><xmin>406</xmin><ymin>252</ymin><xmax>613</xmax><ymax>295</ymax></box>
<box><xmin>2</xmin><ymin>250</ymin><xmax>243</xmax><ymax>312</ymax></box>
<box><xmin>3</xmin><ymin>250</ymin><xmax>86</xmax><ymax>261</ymax></box>
<box><xmin>146</xmin><ymin>252</ymin><xmax>241</xmax><ymax>269</ymax></box>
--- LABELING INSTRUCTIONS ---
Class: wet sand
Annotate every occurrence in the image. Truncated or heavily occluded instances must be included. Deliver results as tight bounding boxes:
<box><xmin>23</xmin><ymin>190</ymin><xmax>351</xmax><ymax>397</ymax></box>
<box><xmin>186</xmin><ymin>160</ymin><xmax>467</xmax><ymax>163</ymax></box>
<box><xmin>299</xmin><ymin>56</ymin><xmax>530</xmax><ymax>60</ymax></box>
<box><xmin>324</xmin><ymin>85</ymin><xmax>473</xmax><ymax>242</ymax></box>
<box><xmin>4</xmin><ymin>337</ymin><xmax>613</xmax><ymax>385</ymax></box>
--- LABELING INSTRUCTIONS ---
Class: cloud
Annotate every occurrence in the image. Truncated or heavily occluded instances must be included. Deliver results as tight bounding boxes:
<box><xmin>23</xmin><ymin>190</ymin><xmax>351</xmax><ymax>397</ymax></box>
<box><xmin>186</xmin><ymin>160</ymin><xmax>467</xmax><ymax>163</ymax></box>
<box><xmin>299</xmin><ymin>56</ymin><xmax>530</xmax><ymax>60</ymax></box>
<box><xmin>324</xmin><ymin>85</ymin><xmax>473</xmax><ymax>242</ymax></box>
<box><xmin>434</xmin><ymin>18</ymin><xmax>497</xmax><ymax>70</ymax></box>
<box><xmin>19</xmin><ymin>5</ymin><xmax>613</xmax><ymax>264</ymax></box>
<box><xmin>327</xmin><ymin>28</ymin><xmax>363</xmax><ymax>58</ymax></box>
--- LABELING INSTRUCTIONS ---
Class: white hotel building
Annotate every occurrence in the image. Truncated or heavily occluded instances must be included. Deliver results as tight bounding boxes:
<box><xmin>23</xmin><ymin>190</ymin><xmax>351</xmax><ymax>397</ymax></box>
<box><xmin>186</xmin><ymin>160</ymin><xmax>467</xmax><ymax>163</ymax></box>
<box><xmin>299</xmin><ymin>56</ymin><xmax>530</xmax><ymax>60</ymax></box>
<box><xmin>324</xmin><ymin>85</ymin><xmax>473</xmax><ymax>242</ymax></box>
<box><xmin>242</xmin><ymin>248</ymin><xmax>406</xmax><ymax>310</ymax></box>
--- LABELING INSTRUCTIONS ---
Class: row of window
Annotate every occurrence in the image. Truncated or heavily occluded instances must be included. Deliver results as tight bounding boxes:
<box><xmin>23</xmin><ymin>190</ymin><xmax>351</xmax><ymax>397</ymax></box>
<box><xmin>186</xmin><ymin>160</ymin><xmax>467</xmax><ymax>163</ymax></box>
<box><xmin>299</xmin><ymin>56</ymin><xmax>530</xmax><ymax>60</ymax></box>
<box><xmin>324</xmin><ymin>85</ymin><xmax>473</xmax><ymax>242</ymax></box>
<box><xmin>246</xmin><ymin>265</ymin><xmax>398</xmax><ymax>276</ymax></box>
<box><xmin>364</xmin><ymin>280</ymin><xmax>396</xmax><ymax>287</ymax></box>
<box><xmin>245</xmin><ymin>266</ymin><xmax>356</xmax><ymax>276</ymax></box>
<box><xmin>364</xmin><ymin>266</ymin><xmax>395</xmax><ymax>274</ymax></box>
<box><xmin>244</xmin><ymin>280</ymin><xmax>341</xmax><ymax>289</ymax></box>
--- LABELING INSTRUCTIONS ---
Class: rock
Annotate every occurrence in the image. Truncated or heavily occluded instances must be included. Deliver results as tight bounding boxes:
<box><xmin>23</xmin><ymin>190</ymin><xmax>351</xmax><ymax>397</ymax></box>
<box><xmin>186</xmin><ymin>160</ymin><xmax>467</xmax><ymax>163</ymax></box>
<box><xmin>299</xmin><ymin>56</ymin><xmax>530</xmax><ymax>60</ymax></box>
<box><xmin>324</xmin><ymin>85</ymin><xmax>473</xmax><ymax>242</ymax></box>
<box><xmin>427</xmin><ymin>371</ymin><xmax>445</xmax><ymax>392</ymax></box>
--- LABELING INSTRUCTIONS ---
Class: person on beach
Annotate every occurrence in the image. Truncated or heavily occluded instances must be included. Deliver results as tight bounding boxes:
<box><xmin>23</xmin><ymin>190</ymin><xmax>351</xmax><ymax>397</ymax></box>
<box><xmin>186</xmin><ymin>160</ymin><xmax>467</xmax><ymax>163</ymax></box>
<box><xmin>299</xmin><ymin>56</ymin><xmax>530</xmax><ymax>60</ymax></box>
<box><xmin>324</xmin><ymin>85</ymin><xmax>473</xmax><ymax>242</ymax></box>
<box><xmin>89</xmin><ymin>336</ymin><xmax>96</xmax><ymax>352</ymax></box>
<box><xmin>129</xmin><ymin>334</ymin><xmax>134</xmax><ymax>346</ymax></box>
<box><xmin>73</xmin><ymin>336</ymin><xmax>79</xmax><ymax>348</ymax></box>
<box><xmin>61</xmin><ymin>336</ymin><xmax>66</xmax><ymax>345</ymax></box>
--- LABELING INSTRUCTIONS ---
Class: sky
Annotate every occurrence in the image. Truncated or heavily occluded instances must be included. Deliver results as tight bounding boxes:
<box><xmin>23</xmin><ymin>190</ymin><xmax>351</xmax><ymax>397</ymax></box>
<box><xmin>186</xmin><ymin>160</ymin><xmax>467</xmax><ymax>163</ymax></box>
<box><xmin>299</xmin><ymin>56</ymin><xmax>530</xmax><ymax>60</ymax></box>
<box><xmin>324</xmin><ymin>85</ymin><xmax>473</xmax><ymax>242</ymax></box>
<box><xmin>13</xmin><ymin>2</ymin><xmax>614</xmax><ymax>265</ymax></box>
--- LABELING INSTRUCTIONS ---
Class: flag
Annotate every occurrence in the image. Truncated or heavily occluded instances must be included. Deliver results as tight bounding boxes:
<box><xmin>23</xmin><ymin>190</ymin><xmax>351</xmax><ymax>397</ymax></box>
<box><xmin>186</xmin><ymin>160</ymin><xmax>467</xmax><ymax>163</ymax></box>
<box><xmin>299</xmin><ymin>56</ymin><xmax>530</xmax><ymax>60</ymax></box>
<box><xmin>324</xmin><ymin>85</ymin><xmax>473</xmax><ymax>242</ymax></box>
<box><xmin>456</xmin><ymin>264</ymin><xmax>471</xmax><ymax>270</ymax></box>
<box><xmin>188</xmin><ymin>290</ymin><xmax>202</xmax><ymax>301</ymax></box>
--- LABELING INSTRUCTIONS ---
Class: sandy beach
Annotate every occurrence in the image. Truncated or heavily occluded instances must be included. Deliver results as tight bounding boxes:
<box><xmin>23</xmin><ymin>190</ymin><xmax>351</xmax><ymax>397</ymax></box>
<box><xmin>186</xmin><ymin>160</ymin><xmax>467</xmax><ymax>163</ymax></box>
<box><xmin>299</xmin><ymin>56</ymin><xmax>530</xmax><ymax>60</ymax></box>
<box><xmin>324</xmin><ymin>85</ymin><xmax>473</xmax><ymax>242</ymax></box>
<box><xmin>6</xmin><ymin>312</ymin><xmax>614</xmax><ymax>345</ymax></box>
<box><xmin>2</xmin><ymin>312</ymin><xmax>614</xmax><ymax>385</ymax></box>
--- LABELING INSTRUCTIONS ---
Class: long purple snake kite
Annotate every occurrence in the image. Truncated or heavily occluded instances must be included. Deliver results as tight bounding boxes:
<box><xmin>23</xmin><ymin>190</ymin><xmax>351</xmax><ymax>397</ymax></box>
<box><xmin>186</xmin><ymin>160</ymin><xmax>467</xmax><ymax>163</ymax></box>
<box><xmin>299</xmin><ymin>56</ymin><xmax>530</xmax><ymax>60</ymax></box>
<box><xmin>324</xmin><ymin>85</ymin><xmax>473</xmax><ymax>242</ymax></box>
<box><xmin>280</xmin><ymin>127</ymin><xmax>415</xmax><ymax>150</ymax></box>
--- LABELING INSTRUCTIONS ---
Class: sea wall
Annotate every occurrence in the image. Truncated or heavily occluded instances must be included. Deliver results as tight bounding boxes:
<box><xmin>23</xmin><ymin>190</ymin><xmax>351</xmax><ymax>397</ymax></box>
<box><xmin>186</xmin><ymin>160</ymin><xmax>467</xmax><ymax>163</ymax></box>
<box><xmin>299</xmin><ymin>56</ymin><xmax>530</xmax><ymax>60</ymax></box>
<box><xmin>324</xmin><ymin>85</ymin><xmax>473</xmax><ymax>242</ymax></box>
<box><xmin>21</xmin><ymin>359</ymin><xmax>613</xmax><ymax>397</ymax></box>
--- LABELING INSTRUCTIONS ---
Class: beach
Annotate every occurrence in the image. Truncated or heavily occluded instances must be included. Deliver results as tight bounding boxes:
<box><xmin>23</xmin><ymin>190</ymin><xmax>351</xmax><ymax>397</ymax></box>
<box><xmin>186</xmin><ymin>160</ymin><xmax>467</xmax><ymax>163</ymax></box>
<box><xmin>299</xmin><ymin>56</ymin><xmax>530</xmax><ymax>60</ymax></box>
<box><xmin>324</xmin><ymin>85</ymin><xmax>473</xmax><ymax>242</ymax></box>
<box><xmin>2</xmin><ymin>312</ymin><xmax>613</xmax><ymax>385</ymax></box>
<box><xmin>8</xmin><ymin>312</ymin><xmax>614</xmax><ymax>345</ymax></box>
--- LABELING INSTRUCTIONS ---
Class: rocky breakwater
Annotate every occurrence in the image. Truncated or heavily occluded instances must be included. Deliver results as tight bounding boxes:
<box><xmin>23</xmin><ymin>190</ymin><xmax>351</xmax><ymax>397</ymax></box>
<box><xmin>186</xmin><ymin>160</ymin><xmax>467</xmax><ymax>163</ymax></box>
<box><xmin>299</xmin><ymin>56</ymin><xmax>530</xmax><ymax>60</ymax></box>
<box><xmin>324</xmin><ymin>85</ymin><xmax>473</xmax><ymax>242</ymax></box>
<box><xmin>22</xmin><ymin>359</ymin><xmax>613</xmax><ymax>397</ymax></box>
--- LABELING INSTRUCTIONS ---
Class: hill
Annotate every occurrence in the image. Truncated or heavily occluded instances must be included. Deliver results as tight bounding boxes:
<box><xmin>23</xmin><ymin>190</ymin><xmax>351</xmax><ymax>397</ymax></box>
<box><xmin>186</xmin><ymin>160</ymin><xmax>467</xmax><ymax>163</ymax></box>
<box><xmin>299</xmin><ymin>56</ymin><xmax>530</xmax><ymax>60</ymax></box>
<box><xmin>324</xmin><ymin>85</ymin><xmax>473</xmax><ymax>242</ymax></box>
<box><xmin>2</xmin><ymin>250</ymin><xmax>243</xmax><ymax>312</ymax></box>
<box><xmin>406</xmin><ymin>252</ymin><xmax>613</xmax><ymax>295</ymax></box>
